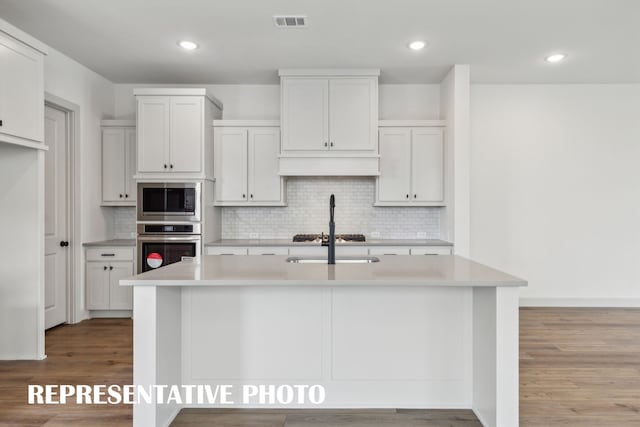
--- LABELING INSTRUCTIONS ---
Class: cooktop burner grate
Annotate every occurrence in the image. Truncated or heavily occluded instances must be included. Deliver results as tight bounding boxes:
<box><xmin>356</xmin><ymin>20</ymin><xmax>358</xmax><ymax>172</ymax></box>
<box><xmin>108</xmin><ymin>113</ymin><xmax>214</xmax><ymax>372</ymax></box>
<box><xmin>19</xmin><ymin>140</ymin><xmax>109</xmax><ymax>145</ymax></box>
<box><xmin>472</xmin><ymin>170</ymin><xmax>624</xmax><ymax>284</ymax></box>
<box><xmin>292</xmin><ymin>233</ymin><xmax>366</xmax><ymax>243</ymax></box>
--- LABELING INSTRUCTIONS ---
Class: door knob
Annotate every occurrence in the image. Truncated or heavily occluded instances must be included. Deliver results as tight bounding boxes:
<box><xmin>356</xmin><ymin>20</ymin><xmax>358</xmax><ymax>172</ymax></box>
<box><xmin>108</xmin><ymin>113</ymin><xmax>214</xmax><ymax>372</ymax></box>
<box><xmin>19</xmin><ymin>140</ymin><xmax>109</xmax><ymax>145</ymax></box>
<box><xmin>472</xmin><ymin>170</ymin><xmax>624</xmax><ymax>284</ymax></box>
<box><xmin>59</xmin><ymin>241</ymin><xmax>69</xmax><ymax>247</ymax></box>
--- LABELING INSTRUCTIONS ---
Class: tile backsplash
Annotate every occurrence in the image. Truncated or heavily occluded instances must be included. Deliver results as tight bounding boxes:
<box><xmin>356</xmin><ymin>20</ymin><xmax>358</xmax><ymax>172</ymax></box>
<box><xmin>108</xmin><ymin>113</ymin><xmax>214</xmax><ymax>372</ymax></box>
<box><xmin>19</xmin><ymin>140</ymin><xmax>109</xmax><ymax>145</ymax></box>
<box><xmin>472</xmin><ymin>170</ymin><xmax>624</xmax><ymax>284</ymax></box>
<box><xmin>222</xmin><ymin>177</ymin><xmax>442</xmax><ymax>239</ymax></box>
<box><xmin>113</xmin><ymin>207</ymin><xmax>136</xmax><ymax>238</ymax></box>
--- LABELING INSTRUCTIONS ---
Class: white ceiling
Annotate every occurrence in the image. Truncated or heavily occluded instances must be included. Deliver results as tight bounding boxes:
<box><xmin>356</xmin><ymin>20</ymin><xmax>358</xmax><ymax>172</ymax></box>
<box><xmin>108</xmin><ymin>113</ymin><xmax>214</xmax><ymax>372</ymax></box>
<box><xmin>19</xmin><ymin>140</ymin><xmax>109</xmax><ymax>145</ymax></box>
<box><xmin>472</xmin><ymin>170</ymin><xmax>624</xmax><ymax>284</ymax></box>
<box><xmin>1</xmin><ymin>0</ymin><xmax>638</xmax><ymax>84</ymax></box>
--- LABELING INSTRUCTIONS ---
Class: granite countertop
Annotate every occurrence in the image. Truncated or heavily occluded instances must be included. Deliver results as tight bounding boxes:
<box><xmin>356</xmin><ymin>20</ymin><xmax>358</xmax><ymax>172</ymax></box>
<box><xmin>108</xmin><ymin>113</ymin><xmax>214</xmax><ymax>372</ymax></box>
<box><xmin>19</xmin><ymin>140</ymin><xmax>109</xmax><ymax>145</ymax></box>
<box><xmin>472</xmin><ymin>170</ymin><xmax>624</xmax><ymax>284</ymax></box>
<box><xmin>121</xmin><ymin>255</ymin><xmax>526</xmax><ymax>288</ymax></box>
<box><xmin>205</xmin><ymin>239</ymin><xmax>453</xmax><ymax>247</ymax></box>
<box><xmin>83</xmin><ymin>239</ymin><xmax>136</xmax><ymax>247</ymax></box>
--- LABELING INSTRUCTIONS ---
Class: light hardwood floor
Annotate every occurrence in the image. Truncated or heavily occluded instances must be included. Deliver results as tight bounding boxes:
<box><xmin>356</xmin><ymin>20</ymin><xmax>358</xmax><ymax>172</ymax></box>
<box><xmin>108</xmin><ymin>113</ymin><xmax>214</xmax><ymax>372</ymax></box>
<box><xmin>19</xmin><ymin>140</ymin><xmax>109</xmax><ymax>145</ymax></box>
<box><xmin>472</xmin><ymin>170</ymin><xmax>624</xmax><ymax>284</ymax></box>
<box><xmin>1</xmin><ymin>309</ymin><xmax>639</xmax><ymax>426</ymax></box>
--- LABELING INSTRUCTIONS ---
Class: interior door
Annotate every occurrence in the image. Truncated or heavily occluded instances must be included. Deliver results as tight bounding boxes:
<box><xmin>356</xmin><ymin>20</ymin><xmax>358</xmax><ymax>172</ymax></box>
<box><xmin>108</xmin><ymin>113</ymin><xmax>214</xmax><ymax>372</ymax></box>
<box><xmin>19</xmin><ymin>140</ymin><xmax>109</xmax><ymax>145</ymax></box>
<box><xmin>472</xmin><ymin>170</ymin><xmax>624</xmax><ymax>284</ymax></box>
<box><xmin>411</xmin><ymin>128</ymin><xmax>444</xmax><ymax>202</ymax></box>
<box><xmin>44</xmin><ymin>105</ymin><xmax>68</xmax><ymax>329</ymax></box>
<box><xmin>248</xmin><ymin>128</ymin><xmax>281</xmax><ymax>202</ymax></box>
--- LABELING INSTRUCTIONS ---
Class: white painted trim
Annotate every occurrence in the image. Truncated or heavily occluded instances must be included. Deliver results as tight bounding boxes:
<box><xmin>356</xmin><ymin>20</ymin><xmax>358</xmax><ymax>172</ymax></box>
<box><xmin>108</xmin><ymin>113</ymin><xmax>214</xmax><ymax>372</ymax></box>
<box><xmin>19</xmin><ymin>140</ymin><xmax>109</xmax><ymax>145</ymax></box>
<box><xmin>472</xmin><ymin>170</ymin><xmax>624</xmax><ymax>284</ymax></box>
<box><xmin>278</xmin><ymin>156</ymin><xmax>380</xmax><ymax>176</ymax></box>
<box><xmin>378</xmin><ymin>120</ymin><xmax>446</xmax><ymax>127</ymax></box>
<box><xmin>0</xmin><ymin>17</ymin><xmax>48</xmax><ymax>54</ymax></box>
<box><xmin>45</xmin><ymin>93</ymin><xmax>83</xmax><ymax>324</ymax></box>
<box><xmin>520</xmin><ymin>298</ymin><xmax>640</xmax><ymax>308</ymax></box>
<box><xmin>279</xmin><ymin>68</ymin><xmax>380</xmax><ymax>77</ymax></box>
<box><xmin>101</xmin><ymin>119</ymin><xmax>135</xmax><ymax>127</ymax></box>
<box><xmin>0</xmin><ymin>136</ymin><xmax>48</xmax><ymax>151</ymax></box>
<box><xmin>132</xmin><ymin>88</ymin><xmax>223</xmax><ymax>110</ymax></box>
<box><xmin>212</xmin><ymin>120</ymin><xmax>280</xmax><ymax>127</ymax></box>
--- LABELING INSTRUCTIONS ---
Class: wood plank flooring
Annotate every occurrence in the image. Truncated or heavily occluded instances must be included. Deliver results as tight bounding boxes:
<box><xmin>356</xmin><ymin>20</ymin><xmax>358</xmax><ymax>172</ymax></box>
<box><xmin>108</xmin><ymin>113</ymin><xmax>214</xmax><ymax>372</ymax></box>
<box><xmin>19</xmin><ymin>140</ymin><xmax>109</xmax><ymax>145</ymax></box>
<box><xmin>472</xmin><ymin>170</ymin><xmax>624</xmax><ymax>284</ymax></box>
<box><xmin>1</xmin><ymin>309</ymin><xmax>639</xmax><ymax>426</ymax></box>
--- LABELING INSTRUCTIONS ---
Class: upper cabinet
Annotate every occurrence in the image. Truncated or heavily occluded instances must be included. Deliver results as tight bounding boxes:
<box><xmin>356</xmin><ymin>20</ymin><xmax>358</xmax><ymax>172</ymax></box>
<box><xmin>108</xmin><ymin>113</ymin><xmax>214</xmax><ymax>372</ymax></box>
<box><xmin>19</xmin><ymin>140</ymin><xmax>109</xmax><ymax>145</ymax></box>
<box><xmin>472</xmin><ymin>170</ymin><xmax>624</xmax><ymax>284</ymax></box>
<box><xmin>101</xmin><ymin>120</ymin><xmax>136</xmax><ymax>206</ymax></box>
<box><xmin>0</xmin><ymin>22</ymin><xmax>47</xmax><ymax>148</ymax></box>
<box><xmin>214</xmin><ymin>121</ymin><xmax>285</xmax><ymax>206</ymax></box>
<box><xmin>278</xmin><ymin>69</ymin><xmax>380</xmax><ymax>176</ymax></box>
<box><xmin>134</xmin><ymin>88</ymin><xmax>223</xmax><ymax>179</ymax></box>
<box><xmin>376</xmin><ymin>121</ymin><xmax>446</xmax><ymax>206</ymax></box>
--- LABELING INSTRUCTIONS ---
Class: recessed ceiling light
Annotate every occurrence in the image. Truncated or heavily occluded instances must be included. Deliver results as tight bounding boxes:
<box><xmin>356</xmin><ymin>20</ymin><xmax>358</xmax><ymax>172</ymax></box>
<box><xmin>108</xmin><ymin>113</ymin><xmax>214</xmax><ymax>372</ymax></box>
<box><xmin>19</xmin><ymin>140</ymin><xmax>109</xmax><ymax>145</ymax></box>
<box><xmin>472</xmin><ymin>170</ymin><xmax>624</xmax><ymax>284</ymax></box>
<box><xmin>408</xmin><ymin>40</ymin><xmax>426</xmax><ymax>51</ymax></box>
<box><xmin>545</xmin><ymin>53</ymin><xmax>567</xmax><ymax>63</ymax></box>
<box><xmin>178</xmin><ymin>40</ymin><xmax>198</xmax><ymax>50</ymax></box>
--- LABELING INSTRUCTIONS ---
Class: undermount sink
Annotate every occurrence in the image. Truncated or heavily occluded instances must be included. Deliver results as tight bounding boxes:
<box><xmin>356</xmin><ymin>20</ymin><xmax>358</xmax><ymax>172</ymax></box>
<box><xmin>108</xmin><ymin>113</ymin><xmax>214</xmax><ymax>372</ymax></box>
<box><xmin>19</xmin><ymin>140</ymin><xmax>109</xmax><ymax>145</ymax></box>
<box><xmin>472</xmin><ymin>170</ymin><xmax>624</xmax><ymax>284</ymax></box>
<box><xmin>286</xmin><ymin>256</ymin><xmax>380</xmax><ymax>264</ymax></box>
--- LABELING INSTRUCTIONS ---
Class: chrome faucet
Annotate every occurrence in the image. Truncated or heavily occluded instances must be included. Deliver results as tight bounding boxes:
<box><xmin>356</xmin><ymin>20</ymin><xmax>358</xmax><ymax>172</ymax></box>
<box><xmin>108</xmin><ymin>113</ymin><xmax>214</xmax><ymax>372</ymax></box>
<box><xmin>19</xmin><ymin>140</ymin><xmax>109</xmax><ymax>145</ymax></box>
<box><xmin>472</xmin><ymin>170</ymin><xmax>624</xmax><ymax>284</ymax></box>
<box><xmin>322</xmin><ymin>194</ymin><xmax>336</xmax><ymax>264</ymax></box>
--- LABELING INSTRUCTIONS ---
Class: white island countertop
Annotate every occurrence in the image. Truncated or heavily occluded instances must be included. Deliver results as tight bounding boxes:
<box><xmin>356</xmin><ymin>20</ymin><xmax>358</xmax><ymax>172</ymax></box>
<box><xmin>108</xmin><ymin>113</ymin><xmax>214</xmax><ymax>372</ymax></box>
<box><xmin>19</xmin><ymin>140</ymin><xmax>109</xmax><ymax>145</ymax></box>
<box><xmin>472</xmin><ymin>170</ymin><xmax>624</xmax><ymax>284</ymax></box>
<box><xmin>121</xmin><ymin>255</ymin><xmax>526</xmax><ymax>288</ymax></box>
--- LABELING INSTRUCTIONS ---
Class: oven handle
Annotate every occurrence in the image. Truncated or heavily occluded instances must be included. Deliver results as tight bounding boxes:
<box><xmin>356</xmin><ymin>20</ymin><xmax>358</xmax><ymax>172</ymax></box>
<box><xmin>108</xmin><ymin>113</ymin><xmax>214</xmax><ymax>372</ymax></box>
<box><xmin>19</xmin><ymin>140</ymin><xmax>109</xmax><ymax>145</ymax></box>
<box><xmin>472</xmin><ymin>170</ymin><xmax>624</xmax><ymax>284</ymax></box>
<box><xmin>137</xmin><ymin>235</ymin><xmax>202</xmax><ymax>242</ymax></box>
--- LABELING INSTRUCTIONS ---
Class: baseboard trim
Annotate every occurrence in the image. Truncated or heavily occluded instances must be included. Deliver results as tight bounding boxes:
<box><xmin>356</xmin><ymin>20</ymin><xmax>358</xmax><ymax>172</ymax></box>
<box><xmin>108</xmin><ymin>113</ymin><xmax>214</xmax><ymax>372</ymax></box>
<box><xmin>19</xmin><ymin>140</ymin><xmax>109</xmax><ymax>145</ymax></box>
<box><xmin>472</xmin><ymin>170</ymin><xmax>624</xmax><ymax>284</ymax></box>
<box><xmin>520</xmin><ymin>298</ymin><xmax>640</xmax><ymax>308</ymax></box>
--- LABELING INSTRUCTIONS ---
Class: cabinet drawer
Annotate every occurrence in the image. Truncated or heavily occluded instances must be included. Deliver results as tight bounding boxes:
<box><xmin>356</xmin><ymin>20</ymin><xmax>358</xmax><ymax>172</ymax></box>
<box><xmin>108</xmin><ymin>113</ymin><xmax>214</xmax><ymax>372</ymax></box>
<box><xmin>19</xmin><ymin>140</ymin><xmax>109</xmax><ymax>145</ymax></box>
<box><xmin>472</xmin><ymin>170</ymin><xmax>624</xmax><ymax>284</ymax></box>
<box><xmin>247</xmin><ymin>247</ymin><xmax>289</xmax><ymax>256</ymax></box>
<box><xmin>410</xmin><ymin>247</ymin><xmax>452</xmax><ymax>255</ymax></box>
<box><xmin>206</xmin><ymin>247</ymin><xmax>248</xmax><ymax>256</ymax></box>
<box><xmin>86</xmin><ymin>247</ymin><xmax>134</xmax><ymax>262</ymax></box>
<box><xmin>369</xmin><ymin>247</ymin><xmax>411</xmax><ymax>256</ymax></box>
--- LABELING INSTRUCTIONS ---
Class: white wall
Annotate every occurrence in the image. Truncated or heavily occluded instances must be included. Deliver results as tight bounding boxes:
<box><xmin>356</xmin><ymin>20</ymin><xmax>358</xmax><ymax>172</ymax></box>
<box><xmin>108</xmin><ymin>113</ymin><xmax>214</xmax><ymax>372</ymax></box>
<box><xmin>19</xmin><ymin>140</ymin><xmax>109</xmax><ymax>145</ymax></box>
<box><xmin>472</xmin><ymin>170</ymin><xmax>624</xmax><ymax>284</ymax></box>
<box><xmin>0</xmin><ymin>145</ymin><xmax>44</xmax><ymax>359</ymax></box>
<box><xmin>44</xmin><ymin>47</ymin><xmax>115</xmax><ymax>320</ymax></box>
<box><xmin>470</xmin><ymin>84</ymin><xmax>640</xmax><ymax>305</ymax></box>
<box><xmin>113</xmin><ymin>83</ymin><xmax>440</xmax><ymax>120</ymax></box>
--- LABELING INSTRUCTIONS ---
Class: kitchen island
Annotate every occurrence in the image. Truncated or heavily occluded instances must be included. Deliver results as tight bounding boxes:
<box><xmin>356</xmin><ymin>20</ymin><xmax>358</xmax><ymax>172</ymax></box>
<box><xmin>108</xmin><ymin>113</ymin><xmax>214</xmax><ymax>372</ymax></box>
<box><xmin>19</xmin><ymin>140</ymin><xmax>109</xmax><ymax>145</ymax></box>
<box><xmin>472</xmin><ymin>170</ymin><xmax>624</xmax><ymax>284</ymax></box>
<box><xmin>121</xmin><ymin>255</ymin><xmax>526</xmax><ymax>427</ymax></box>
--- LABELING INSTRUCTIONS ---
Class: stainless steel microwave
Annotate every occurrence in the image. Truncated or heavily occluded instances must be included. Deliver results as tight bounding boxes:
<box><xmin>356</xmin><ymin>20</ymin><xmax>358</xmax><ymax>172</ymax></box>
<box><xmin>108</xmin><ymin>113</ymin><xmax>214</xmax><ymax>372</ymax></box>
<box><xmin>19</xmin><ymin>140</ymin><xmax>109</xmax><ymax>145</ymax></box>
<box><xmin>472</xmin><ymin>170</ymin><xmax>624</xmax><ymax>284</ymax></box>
<box><xmin>137</xmin><ymin>182</ymin><xmax>201</xmax><ymax>222</ymax></box>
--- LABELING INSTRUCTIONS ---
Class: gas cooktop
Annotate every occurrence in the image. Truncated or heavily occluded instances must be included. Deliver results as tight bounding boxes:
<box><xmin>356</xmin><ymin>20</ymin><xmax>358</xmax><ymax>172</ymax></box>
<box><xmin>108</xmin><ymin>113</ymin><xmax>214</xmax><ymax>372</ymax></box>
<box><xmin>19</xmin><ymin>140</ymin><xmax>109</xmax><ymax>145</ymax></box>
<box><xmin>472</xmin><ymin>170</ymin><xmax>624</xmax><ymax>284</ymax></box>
<box><xmin>292</xmin><ymin>233</ymin><xmax>366</xmax><ymax>243</ymax></box>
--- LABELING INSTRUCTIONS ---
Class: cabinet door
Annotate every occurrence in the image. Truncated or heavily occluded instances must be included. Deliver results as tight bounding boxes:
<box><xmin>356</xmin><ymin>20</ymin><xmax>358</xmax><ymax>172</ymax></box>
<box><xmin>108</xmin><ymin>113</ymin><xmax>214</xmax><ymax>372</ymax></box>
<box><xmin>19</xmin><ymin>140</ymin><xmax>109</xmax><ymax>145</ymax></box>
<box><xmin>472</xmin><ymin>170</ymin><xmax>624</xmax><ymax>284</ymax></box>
<box><xmin>109</xmin><ymin>262</ymin><xmax>134</xmax><ymax>310</ymax></box>
<box><xmin>137</xmin><ymin>96</ymin><xmax>169</xmax><ymax>172</ymax></box>
<box><xmin>86</xmin><ymin>262</ymin><xmax>109</xmax><ymax>310</ymax></box>
<box><xmin>248</xmin><ymin>128</ymin><xmax>282</xmax><ymax>202</ymax></box>
<box><xmin>170</xmin><ymin>96</ymin><xmax>203</xmax><ymax>173</ymax></box>
<box><xmin>329</xmin><ymin>78</ymin><xmax>377</xmax><ymax>151</ymax></box>
<box><xmin>101</xmin><ymin>128</ymin><xmax>126</xmax><ymax>202</ymax></box>
<box><xmin>281</xmin><ymin>78</ymin><xmax>328</xmax><ymax>151</ymax></box>
<box><xmin>411</xmin><ymin>128</ymin><xmax>444</xmax><ymax>202</ymax></box>
<box><xmin>216</xmin><ymin>128</ymin><xmax>248</xmax><ymax>202</ymax></box>
<box><xmin>124</xmin><ymin>128</ymin><xmax>137</xmax><ymax>202</ymax></box>
<box><xmin>378</xmin><ymin>128</ymin><xmax>411</xmax><ymax>202</ymax></box>
<box><xmin>0</xmin><ymin>33</ymin><xmax>44</xmax><ymax>142</ymax></box>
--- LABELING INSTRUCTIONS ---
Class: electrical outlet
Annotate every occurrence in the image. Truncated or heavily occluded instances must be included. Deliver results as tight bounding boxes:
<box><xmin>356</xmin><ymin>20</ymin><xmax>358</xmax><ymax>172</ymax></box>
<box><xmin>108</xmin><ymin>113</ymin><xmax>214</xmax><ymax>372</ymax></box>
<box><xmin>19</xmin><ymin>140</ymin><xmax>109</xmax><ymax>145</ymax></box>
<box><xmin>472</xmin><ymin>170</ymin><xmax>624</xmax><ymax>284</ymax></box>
<box><xmin>249</xmin><ymin>233</ymin><xmax>259</xmax><ymax>239</ymax></box>
<box><xmin>416</xmin><ymin>232</ymin><xmax>427</xmax><ymax>239</ymax></box>
<box><xmin>371</xmin><ymin>231</ymin><xmax>381</xmax><ymax>238</ymax></box>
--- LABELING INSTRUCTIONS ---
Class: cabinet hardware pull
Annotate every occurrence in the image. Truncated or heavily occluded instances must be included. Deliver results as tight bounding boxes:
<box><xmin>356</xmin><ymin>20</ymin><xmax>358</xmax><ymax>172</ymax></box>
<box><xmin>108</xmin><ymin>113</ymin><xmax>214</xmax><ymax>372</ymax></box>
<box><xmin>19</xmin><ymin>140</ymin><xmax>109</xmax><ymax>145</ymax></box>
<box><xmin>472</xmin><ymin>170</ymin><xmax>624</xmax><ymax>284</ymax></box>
<box><xmin>414</xmin><ymin>194</ymin><xmax>417</xmax><ymax>198</ymax></box>
<box><xmin>250</xmin><ymin>194</ymin><xmax>253</xmax><ymax>199</ymax></box>
<box><xmin>330</xmin><ymin>142</ymin><xmax>334</xmax><ymax>147</ymax></box>
<box><xmin>243</xmin><ymin>194</ymin><xmax>246</xmax><ymax>198</ymax></box>
<box><xmin>119</xmin><ymin>194</ymin><xmax>123</xmax><ymax>198</ymax></box>
<box><xmin>164</xmin><ymin>164</ymin><xmax>167</xmax><ymax>169</ymax></box>
<box><xmin>324</xmin><ymin>142</ymin><xmax>328</xmax><ymax>147</ymax></box>
<box><xmin>59</xmin><ymin>241</ymin><xmax>69</xmax><ymax>247</ymax></box>
<box><xmin>384</xmin><ymin>253</ymin><xmax>397</xmax><ymax>255</ymax></box>
<box><xmin>261</xmin><ymin>253</ymin><xmax>276</xmax><ymax>256</ymax></box>
<box><xmin>406</xmin><ymin>194</ymin><xmax>409</xmax><ymax>199</ymax></box>
<box><xmin>101</xmin><ymin>253</ymin><xmax>115</xmax><ymax>257</ymax></box>
<box><xmin>103</xmin><ymin>266</ymin><xmax>108</xmax><ymax>270</ymax></box>
<box><xmin>110</xmin><ymin>266</ymin><xmax>114</xmax><ymax>270</ymax></box>
<box><xmin>170</xmin><ymin>164</ymin><xmax>174</xmax><ymax>169</ymax></box>
<box><xmin>0</xmin><ymin>120</ymin><xmax>3</xmax><ymax>127</ymax></box>
<box><xmin>125</xmin><ymin>194</ymin><xmax>128</xmax><ymax>198</ymax></box>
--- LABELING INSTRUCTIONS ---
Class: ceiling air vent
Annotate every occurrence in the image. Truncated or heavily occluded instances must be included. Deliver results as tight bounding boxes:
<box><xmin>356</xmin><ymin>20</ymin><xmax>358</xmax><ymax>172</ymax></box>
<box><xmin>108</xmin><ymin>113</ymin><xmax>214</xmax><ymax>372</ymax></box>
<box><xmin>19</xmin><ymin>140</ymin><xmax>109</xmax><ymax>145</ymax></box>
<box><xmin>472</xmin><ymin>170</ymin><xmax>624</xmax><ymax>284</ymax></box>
<box><xmin>273</xmin><ymin>15</ymin><xmax>308</xmax><ymax>28</ymax></box>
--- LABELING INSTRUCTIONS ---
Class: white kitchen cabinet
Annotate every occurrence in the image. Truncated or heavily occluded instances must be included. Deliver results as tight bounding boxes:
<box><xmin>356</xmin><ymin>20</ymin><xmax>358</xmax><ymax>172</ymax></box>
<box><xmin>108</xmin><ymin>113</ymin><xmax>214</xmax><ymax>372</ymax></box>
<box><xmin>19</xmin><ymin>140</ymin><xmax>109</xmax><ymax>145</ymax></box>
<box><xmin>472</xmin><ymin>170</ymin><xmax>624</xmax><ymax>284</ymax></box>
<box><xmin>0</xmin><ymin>26</ymin><xmax>46</xmax><ymax>147</ymax></box>
<box><xmin>410</xmin><ymin>247</ymin><xmax>452</xmax><ymax>255</ymax></box>
<box><xmin>278</xmin><ymin>70</ymin><xmax>380</xmax><ymax>176</ymax></box>
<box><xmin>214</xmin><ymin>122</ymin><xmax>285</xmax><ymax>206</ymax></box>
<box><xmin>135</xmin><ymin>88</ymin><xmax>222</xmax><ymax>179</ymax></box>
<box><xmin>101</xmin><ymin>121</ymin><xmax>136</xmax><ymax>206</ymax></box>
<box><xmin>206</xmin><ymin>247</ymin><xmax>249</xmax><ymax>256</ymax></box>
<box><xmin>369</xmin><ymin>247</ymin><xmax>411</xmax><ymax>256</ymax></box>
<box><xmin>376</xmin><ymin>124</ymin><xmax>445</xmax><ymax>206</ymax></box>
<box><xmin>85</xmin><ymin>246</ymin><xmax>134</xmax><ymax>311</ymax></box>
<box><xmin>281</xmin><ymin>76</ymin><xmax>377</xmax><ymax>152</ymax></box>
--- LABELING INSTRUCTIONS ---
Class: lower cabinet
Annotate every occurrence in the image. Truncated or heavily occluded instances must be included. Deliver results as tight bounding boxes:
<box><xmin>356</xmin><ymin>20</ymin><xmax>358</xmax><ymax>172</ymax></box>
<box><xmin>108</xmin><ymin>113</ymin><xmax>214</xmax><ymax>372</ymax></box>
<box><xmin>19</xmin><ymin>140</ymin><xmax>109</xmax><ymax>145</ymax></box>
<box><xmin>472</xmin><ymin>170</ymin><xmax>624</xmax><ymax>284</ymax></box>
<box><xmin>85</xmin><ymin>247</ymin><xmax>134</xmax><ymax>310</ymax></box>
<box><xmin>206</xmin><ymin>245</ymin><xmax>452</xmax><ymax>256</ymax></box>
